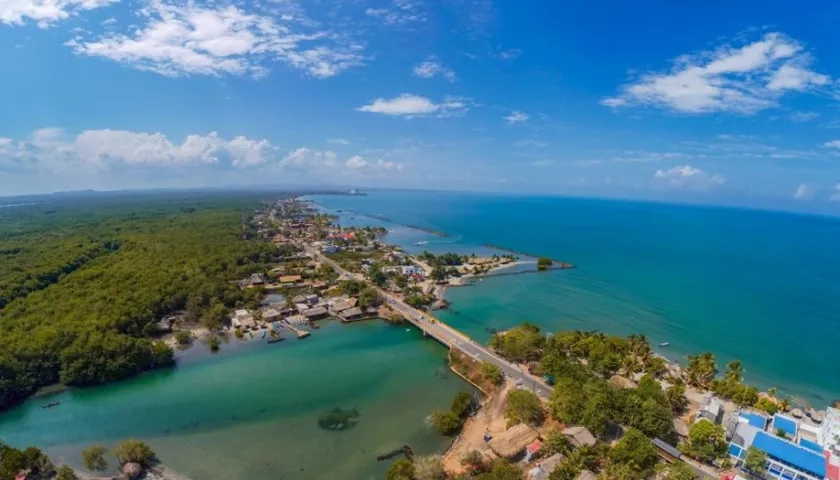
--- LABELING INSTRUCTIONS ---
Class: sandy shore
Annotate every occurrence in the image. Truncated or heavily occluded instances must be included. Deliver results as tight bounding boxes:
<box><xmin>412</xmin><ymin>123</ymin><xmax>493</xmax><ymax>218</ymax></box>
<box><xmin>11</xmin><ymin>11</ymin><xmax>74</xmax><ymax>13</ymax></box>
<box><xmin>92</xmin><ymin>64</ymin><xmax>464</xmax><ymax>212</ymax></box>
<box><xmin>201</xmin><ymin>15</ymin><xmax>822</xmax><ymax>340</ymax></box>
<box><xmin>442</xmin><ymin>380</ymin><xmax>514</xmax><ymax>474</ymax></box>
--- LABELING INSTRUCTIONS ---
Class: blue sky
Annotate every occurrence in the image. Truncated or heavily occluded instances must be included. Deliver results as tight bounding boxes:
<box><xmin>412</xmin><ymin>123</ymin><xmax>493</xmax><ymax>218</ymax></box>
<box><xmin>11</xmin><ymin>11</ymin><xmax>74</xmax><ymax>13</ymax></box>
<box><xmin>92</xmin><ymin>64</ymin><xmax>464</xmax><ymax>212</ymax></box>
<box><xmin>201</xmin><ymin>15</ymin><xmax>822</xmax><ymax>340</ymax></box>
<box><xmin>2</xmin><ymin>0</ymin><xmax>840</xmax><ymax>213</ymax></box>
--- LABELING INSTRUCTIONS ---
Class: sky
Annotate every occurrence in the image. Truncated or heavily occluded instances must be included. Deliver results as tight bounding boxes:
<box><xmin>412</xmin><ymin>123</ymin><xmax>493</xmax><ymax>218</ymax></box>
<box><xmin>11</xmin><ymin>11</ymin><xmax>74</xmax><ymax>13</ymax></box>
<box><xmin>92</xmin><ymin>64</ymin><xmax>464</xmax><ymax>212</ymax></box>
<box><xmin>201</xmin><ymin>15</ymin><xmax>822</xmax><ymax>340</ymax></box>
<box><xmin>2</xmin><ymin>0</ymin><xmax>840</xmax><ymax>214</ymax></box>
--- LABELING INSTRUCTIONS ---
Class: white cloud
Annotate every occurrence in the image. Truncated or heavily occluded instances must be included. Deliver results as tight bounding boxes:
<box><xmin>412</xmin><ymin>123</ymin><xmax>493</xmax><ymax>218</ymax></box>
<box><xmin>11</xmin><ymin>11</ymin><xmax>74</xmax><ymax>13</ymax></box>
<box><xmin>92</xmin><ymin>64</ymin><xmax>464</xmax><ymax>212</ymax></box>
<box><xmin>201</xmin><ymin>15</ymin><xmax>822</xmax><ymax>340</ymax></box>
<box><xmin>602</xmin><ymin>33</ymin><xmax>830</xmax><ymax>114</ymax></box>
<box><xmin>280</xmin><ymin>147</ymin><xmax>337</xmax><ymax>168</ymax></box>
<box><xmin>515</xmin><ymin>139</ymin><xmax>548</xmax><ymax>148</ymax></box>
<box><xmin>653</xmin><ymin>164</ymin><xmax>724</xmax><ymax>190</ymax></box>
<box><xmin>0</xmin><ymin>128</ymin><xmax>277</xmax><ymax>170</ymax></box>
<box><xmin>790</xmin><ymin>111</ymin><xmax>820</xmax><ymax>122</ymax></box>
<box><xmin>497</xmin><ymin>48</ymin><xmax>521</xmax><ymax>60</ymax></box>
<box><xmin>328</xmin><ymin>138</ymin><xmax>350</xmax><ymax>145</ymax></box>
<box><xmin>793</xmin><ymin>182</ymin><xmax>815</xmax><ymax>200</ymax></box>
<box><xmin>346</xmin><ymin>155</ymin><xmax>367</xmax><ymax>169</ymax></box>
<box><xmin>66</xmin><ymin>1</ymin><xmax>364</xmax><ymax>78</ymax></box>
<box><xmin>830</xmin><ymin>184</ymin><xmax>840</xmax><ymax>202</ymax></box>
<box><xmin>0</xmin><ymin>0</ymin><xmax>118</xmax><ymax>28</ymax></box>
<box><xmin>413</xmin><ymin>56</ymin><xmax>455</xmax><ymax>82</ymax></box>
<box><xmin>356</xmin><ymin>94</ymin><xmax>470</xmax><ymax>117</ymax></box>
<box><xmin>365</xmin><ymin>0</ymin><xmax>425</xmax><ymax>25</ymax></box>
<box><xmin>503</xmin><ymin>111</ymin><xmax>528</xmax><ymax>124</ymax></box>
<box><xmin>824</xmin><ymin>140</ymin><xmax>840</xmax><ymax>149</ymax></box>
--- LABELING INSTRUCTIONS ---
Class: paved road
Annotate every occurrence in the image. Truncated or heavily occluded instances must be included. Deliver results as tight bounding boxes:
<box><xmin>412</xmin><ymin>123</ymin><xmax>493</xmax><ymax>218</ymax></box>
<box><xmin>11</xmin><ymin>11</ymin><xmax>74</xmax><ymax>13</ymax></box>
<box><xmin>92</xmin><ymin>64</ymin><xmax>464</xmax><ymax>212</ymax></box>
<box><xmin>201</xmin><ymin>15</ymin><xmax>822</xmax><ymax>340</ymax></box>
<box><xmin>302</xmin><ymin>245</ymin><xmax>552</xmax><ymax>399</ymax></box>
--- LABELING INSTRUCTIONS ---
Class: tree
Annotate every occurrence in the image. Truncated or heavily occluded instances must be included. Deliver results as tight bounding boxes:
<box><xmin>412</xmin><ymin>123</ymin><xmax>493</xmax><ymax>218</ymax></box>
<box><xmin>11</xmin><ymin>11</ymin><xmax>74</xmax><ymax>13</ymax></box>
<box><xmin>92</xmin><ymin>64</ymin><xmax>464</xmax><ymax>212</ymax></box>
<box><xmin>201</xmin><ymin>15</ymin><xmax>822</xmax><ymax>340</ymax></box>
<box><xmin>550</xmin><ymin>378</ymin><xmax>585</xmax><ymax>425</ymax></box>
<box><xmin>682</xmin><ymin>419</ymin><xmax>727</xmax><ymax>462</ymax></box>
<box><xmin>488</xmin><ymin>323</ymin><xmax>545</xmax><ymax>362</ymax></box>
<box><xmin>174</xmin><ymin>330</ymin><xmax>193</xmax><ymax>345</ymax></box>
<box><xmin>685</xmin><ymin>352</ymin><xmax>717</xmax><ymax>388</ymax></box>
<box><xmin>767</xmin><ymin>387</ymin><xmax>777</xmax><ymax>398</ymax></box>
<box><xmin>537</xmin><ymin>257</ymin><xmax>553</xmax><ymax>271</ymax></box>
<box><xmin>475</xmin><ymin>460</ymin><xmax>523</xmax><ymax>480</ymax></box>
<box><xmin>202</xmin><ymin>300</ymin><xmax>228</xmax><ymax>331</ymax></box>
<box><xmin>386</xmin><ymin>458</ymin><xmax>415</xmax><ymax>480</ymax></box>
<box><xmin>480</xmin><ymin>362</ymin><xmax>503</xmax><ymax>386</ymax></box>
<box><xmin>654</xmin><ymin>462</ymin><xmax>695</xmax><ymax>480</ymax></box>
<box><xmin>644</xmin><ymin>356</ymin><xmax>668</xmax><ymax>378</ymax></box>
<box><xmin>431</xmin><ymin>410</ymin><xmax>463</xmax><ymax>435</ymax></box>
<box><xmin>413</xmin><ymin>455</ymin><xmax>445</xmax><ymax>480</ymax></box>
<box><xmin>369</xmin><ymin>264</ymin><xmax>387</xmax><ymax>287</ymax></box>
<box><xmin>608</xmin><ymin>429</ymin><xmax>657</xmax><ymax>475</ymax></box>
<box><xmin>636</xmin><ymin>397</ymin><xmax>675</xmax><ymax>440</ymax></box>
<box><xmin>724</xmin><ymin>360</ymin><xmax>744</xmax><ymax>383</ymax></box>
<box><xmin>430</xmin><ymin>265</ymin><xmax>448</xmax><ymax>282</ymax></box>
<box><xmin>56</xmin><ymin>465</ymin><xmax>79</xmax><ymax>480</ymax></box>
<box><xmin>544</xmin><ymin>429</ymin><xmax>573</xmax><ymax>456</ymax></box>
<box><xmin>743</xmin><ymin>446</ymin><xmax>767</xmax><ymax>477</ymax></box>
<box><xmin>358</xmin><ymin>287</ymin><xmax>382</xmax><ymax>309</ymax></box>
<box><xmin>620</xmin><ymin>355</ymin><xmax>642</xmax><ymax>378</ymax></box>
<box><xmin>450</xmin><ymin>392</ymin><xmax>474</xmax><ymax>418</ymax></box>
<box><xmin>778</xmin><ymin>398</ymin><xmax>790</xmax><ymax>412</ymax></box>
<box><xmin>665</xmin><ymin>381</ymin><xmax>689</xmax><ymax>414</ymax></box>
<box><xmin>81</xmin><ymin>445</ymin><xmax>109</xmax><ymax>472</ymax></box>
<box><xmin>113</xmin><ymin>439</ymin><xmax>155</xmax><ymax>467</ymax></box>
<box><xmin>504</xmin><ymin>389</ymin><xmax>544</xmax><ymax>427</ymax></box>
<box><xmin>754</xmin><ymin>397</ymin><xmax>779</xmax><ymax>415</ymax></box>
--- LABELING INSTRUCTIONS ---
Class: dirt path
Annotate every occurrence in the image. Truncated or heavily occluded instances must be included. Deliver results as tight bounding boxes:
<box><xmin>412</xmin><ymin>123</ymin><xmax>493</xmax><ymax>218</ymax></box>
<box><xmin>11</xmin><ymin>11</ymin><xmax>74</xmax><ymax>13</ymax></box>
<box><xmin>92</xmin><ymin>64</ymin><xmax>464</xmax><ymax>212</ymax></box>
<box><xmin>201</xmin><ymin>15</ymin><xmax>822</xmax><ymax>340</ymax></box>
<box><xmin>442</xmin><ymin>380</ymin><xmax>514</xmax><ymax>474</ymax></box>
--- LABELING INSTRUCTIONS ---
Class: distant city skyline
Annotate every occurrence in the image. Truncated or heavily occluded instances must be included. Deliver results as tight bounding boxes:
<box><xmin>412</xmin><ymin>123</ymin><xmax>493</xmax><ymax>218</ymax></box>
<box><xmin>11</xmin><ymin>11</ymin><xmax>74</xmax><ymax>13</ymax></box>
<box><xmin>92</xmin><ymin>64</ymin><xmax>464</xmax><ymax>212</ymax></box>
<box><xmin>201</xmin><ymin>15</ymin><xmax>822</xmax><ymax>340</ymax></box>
<box><xmin>2</xmin><ymin>0</ymin><xmax>840</xmax><ymax>214</ymax></box>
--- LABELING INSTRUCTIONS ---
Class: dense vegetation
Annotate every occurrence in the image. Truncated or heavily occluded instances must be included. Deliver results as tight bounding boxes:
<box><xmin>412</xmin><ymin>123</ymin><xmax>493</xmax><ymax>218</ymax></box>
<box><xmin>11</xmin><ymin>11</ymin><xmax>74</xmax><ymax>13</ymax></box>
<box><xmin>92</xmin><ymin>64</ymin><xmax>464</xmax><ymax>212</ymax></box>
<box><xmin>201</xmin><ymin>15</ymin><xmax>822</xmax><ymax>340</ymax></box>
<box><xmin>0</xmin><ymin>442</ymin><xmax>55</xmax><ymax>480</ymax></box>
<box><xmin>0</xmin><ymin>192</ymin><xmax>280</xmax><ymax>411</ymax></box>
<box><xmin>430</xmin><ymin>392</ymin><xmax>475</xmax><ymax>436</ymax></box>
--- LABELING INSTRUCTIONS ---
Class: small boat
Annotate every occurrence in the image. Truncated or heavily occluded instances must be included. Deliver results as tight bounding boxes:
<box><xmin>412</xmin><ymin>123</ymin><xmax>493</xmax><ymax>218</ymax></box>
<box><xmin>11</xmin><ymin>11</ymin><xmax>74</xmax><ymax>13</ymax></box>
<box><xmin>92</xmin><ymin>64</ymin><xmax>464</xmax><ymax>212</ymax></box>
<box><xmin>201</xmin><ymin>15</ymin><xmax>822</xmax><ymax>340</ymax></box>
<box><xmin>659</xmin><ymin>342</ymin><xmax>670</xmax><ymax>347</ymax></box>
<box><xmin>267</xmin><ymin>337</ymin><xmax>285</xmax><ymax>344</ymax></box>
<box><xmin>405</xmin><ymin>328</ymin><xmax>411</xmax><ymax>332</ymax></box>
<box><xmin>261</xmin><ymin>331</ymin><xmax>267</xmax><ymax>339</ymax></box>
<box><xmin>42</xmin><ymin>401</ymin><xmax>60</xmax><ymax>409</ymax></box>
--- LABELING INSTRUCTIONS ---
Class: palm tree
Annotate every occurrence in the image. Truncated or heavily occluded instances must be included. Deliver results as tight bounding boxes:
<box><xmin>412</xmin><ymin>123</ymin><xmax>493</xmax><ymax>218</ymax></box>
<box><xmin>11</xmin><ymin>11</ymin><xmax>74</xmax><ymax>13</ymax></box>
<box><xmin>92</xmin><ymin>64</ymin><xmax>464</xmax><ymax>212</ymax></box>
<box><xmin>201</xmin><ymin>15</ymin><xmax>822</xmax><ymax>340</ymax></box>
<box><xmin>767</xmin><ymin>387</ymin><xmax>777</xmax><ymax>398</ymax></box>
<box><xmin>778</xmin><ymin>398</ymin><xmax>790</xmax><ymax>412</ymax></box>
<box><xmin>621</xmin><ymin>355</ymin><xmax>642</xmax><ymax>378</ymax></box>
<box><xmin>725</xmin><ymin>360</ymin><xmax>744</xmax><ymax>383</ymax></box>
<box><xmin>666</xmin><ymin>382</ymin><xmax>689</xmax><ymax>414</ymax></box>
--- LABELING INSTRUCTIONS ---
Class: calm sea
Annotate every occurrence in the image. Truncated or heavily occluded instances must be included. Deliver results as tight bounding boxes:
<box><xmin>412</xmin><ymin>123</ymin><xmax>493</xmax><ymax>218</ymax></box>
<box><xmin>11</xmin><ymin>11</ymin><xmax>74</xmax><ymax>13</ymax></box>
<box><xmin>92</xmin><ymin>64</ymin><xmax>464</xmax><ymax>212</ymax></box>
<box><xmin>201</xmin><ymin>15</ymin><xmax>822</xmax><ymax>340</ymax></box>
<box><xmin>0</xmin><ymin>321</ymin><xmax>465</xmax><ymax>479</ymax></box>
<box><xmin>311</xmin><ymin>190</ymin><xmax>840</xmax><ymax>406</ymax></box>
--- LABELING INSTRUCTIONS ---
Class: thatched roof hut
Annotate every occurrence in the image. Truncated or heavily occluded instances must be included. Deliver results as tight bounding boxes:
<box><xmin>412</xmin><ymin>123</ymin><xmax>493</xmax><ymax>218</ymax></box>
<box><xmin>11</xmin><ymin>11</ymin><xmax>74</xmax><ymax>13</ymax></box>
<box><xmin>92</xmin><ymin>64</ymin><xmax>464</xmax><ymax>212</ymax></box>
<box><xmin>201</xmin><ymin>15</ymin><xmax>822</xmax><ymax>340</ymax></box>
<box><xmin>488</xmin><ymin>423</ymin><xmax>539</xmax><ymax>458</ymax></box>
<box><xmin>574</xmin><ymin>470</ymin><xmax>596</xmax><ymax>480</ymax></box>
<box><xmin>791</xmin><ymin>408</ymin><xmax>805</xmax><ymax>419</ymax></box>
<box><xmin>563</xmin><ymin>426</ymin><xmax>596</xmax><ymax>448</ymax></box>
<box><xmin>609</xmin><ymin>375</ymin><xmax>637</xmax><ymax>389</ymax></box>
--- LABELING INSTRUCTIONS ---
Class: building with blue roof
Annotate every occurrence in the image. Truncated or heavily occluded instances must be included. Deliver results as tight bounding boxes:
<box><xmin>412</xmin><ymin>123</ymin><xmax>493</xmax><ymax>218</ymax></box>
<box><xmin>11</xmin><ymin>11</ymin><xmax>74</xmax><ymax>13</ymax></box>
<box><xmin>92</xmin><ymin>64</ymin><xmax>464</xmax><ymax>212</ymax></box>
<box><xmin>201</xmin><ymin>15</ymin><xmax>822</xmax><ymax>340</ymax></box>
<box><xmin>773</xmin><ymin>414</ymin><xmax>800</xmax><ymax>439</ymax></box>
<box><xmin>740</xmin><ymin>412</ymin><xmax>769</xmax><ymax>430</ymax></box>
<box><xmin>730</xmin><ymin>427</ymin><xmax>827</xmax><ymax>480</ymax></box>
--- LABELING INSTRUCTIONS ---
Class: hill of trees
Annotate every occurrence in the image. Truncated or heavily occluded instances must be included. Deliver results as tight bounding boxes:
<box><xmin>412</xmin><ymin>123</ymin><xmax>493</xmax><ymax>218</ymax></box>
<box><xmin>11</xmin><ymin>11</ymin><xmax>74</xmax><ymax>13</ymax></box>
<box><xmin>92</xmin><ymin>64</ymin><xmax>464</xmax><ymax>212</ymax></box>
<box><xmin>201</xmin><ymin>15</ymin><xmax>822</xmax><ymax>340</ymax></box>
<box><xmin>0</xmin><ymin>192</ymin><xmax>280</xmax><ymax>411</ymax></box>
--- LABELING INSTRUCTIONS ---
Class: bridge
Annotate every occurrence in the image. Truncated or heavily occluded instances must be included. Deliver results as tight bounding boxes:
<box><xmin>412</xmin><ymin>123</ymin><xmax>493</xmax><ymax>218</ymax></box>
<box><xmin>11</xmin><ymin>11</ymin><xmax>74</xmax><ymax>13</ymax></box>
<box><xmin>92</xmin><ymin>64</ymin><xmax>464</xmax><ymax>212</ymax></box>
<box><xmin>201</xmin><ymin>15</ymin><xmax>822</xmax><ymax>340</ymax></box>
<box><xmin>301</xmin><ymin>245</ymin><xmax>552</xmax><ymax>400</ymax></box>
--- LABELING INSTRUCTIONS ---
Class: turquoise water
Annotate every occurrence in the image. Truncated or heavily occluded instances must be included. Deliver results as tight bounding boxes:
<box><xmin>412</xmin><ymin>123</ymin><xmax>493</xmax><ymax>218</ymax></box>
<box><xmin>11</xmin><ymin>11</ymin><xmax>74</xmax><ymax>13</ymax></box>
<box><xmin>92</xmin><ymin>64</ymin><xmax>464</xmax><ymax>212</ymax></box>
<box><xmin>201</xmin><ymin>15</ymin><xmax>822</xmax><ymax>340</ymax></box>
<box><xmin>0</xmin><ymin>321</ymin><xmax>466</xmax><ymax>479</ymax></box>
<box><xmin>310</xmin><ymin>191</ymin><xmax>840</xmax><ymax>406</ymax></box>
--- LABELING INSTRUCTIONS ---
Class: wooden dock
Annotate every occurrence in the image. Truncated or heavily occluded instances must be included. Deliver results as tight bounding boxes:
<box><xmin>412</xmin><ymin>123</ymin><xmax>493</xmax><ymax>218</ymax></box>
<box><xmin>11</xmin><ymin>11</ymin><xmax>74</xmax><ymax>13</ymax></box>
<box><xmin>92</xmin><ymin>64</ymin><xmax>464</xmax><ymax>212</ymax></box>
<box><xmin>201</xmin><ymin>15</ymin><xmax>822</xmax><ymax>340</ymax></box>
<box><xmin>281</xmin><ymin>320</ymin><xmax>311</xmax><ymax>339</ymax></box>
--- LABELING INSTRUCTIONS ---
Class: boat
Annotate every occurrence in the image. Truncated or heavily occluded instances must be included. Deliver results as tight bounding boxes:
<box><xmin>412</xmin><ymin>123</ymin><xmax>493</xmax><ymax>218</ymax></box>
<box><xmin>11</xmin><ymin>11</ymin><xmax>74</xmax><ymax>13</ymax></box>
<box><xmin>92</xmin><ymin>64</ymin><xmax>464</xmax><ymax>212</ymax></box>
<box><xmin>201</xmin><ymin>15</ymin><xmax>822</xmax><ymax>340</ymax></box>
<box><xmin>261</xmin><ymin>331</ymin><xmax>267</xmax><ymax>338</ymax></box>
<box><xmin>405</xmin><ymin>328</ymin><xmax>411</xmax><ymax>332</ymax></box>
<box><xmin>267</xmin><ymin>337</ymin><xmax>285</xmax><ymax>344</ymax></box>
<box><xmin>42</xmin><ymin>401</ymin><xmax>60</xmax><ymax>409</ymax></box>
<box><xmin>659</xmin><ymin>342</ymin><xmax>670</xmax><ymax>347</ymax></box>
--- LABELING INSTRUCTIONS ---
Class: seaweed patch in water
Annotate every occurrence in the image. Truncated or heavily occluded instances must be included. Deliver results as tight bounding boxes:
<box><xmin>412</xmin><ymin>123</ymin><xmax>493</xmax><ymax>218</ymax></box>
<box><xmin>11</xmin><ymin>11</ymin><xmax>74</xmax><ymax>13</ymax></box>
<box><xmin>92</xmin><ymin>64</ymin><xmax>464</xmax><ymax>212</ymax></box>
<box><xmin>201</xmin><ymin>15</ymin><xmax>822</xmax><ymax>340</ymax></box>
<box><xmin>317</xmin><ymin>407</ymin><xmax>360</xmax><ymax>431</ymax></box>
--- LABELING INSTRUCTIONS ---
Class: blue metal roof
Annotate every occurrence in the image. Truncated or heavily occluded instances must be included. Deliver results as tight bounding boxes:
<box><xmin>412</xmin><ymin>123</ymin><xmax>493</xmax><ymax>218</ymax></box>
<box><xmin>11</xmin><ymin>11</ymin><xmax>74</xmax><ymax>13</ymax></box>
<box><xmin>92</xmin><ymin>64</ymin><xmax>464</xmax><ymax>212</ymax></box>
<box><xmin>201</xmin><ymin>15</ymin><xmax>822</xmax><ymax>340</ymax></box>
<box><xmin>729</xmin><ymin>443</ymin><xmax>745</xmax><ymax>459</ymax></box>
<box><xmin>799</xmin><ymin>438</ymin><xmax>823</xmax><ymax>453</ymax></box>
<box><xmin>753</xmin><ymin>431</ymin><xmax>826</xmax><ymax>477</ymax></box>
<box><xmin>773</xmin><ymin>414</ymin><xmax>798</xmax><ymax>436</ymax></box>
<box><xmin>740</xmin><ymin>412</ymin><xmax>768</xmax><ymax>429</ymax></box>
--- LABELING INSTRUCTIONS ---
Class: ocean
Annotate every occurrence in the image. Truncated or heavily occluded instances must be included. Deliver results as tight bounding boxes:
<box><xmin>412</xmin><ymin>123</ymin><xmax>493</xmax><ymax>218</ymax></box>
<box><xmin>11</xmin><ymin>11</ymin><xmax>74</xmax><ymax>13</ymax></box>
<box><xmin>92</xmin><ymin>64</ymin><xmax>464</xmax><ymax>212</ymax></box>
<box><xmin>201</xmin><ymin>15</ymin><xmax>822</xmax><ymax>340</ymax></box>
<box><xmin>310</xmin><ymin>190</ymin><xmax>840</xmax><ymax>406</ymax></box>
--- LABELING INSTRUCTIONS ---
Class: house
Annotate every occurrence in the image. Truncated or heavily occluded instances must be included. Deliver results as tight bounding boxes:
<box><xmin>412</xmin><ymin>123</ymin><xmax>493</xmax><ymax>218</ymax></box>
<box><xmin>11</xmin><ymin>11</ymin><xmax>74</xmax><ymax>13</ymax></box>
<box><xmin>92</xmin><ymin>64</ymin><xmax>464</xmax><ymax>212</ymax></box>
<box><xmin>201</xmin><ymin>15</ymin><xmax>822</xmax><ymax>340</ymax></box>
<box><xmin>697</xmin><ymin>396</ymin><xmax>724</xmax><ymax>424</ymax></box>
<box><xmin>652</xmin><ymin>438</ymin><xmax>682</xmax><ymax>463</ymax></box>
<box><xmin>563</xmin><ymin>426</ymin><xmax>597</xmax><ymax>448</ymax></box>
<box><xmin>295</xmin><ymin>303</ymin><xmax>310</xmax><ymax>313</ymax></box>
<box><xmin>303</xmin><ymin>306</ymin><xmax>329</xmax><ymax>320</ymax></box>
<box><xmin>730</xmin><ymin>421</ymin><xmax>827</xmax><ymax>480</ymax></box>
<box><xmin>401</xmin><ymin>265</ymin><xmax>423</xmax><ymax>276</ymax></box>
<box><xmin>277</xmin><ymin>275</ymin><xmax>302</xmax><ymax>285</ymax></box>
<box><xmin>329</xmin><ymin>298</ymin><xmax>357</xmax><ymax>314</ymax></box>
<box><xmin>339</xmin><ymin>307</ymin><xmax>364</xmax><ymax>321</ymax></box>
<box><xmin>239</xmin><ymin>273</ymin><xmax>265</xmax><ymax>287</ymax></box>
<box><xmin>573</xmin><ymin>471</ymin><xmax>596</xmax><ymax>480</ymax></box>
<box><xmin>771</xmin><ymin>413</ymin><xmax>799</xmax><ymax>439</ymax></box>
<box><xmin>262</xmin><ymin>308</ymin><xmax>282</xmax><ymax>322</ymax></box>
<box><xmin>286</xmin><ymin>314</ymin><xmax>308</xmax><ymax>325</ymax></box>
<box><xmin>488</xmin><ymin>424</ymin><xmax>539</xmax><ymax>459</ymax></box>
<box><xmin>527</xmin><ymin>453</ymin><xmax>564</xmax><ymax>479</ymax></box>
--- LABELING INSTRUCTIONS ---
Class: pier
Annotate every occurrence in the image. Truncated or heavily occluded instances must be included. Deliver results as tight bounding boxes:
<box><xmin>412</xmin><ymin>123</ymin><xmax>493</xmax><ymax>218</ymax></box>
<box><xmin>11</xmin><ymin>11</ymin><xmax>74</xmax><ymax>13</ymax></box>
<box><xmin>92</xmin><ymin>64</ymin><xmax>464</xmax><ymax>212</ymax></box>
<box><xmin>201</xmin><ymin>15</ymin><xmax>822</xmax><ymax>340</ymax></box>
<box><xmin>281</xmin><ymin>320</ymin><xmax>311</xmax><ymax>339</ymax></box>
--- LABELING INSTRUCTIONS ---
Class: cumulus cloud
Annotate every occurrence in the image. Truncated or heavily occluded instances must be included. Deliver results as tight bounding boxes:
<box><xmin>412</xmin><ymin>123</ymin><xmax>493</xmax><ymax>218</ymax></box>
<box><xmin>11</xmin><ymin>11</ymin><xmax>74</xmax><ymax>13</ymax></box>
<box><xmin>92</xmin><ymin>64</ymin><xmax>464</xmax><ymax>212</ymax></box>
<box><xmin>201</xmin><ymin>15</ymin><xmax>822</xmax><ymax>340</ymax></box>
<box><xmin>790</xmin><ymin>111</ymin><xmax>820</xmax><ymax>123</ymax></box>
<box><xmin>328</xmin><ymin>138</ymin><xmax>350</xmax><ymax>145</ymax></box>
<box><xmin>346</xmin><ymin>155</ymin><xmax>366</xmax><ymax>169</ymax></box>
<box><xmin>413</xmin><ymin>56</ymin><xmax>455</xmax><ymax>82</ymax></box>
<box><xmin>280</xmin><ymin>147</ymin><xmax>337</xmax><ymax>168</ymax></box>
<box><xmin>503</xmin><ymin>111</ymin><xmax>528</xmax><ymax>124</ymax></box>
<box><xmin>356</xmin><ymin>94</ymin><xmax>470</xmax><ymax>117</ymax></box>
<box><xmin>824</xmin><ymin>140</ymin><xmax>840</xmax><ymax>149</ymax></box>
<box><xmin>602</xmin><ymin>33</ymin><xmax>830</xmax><ymax>114</ymax></box>
<box><xmin>793</xmin><ymin>183</ymin><xmax>816</xmax><ymax>200</ymax></box>
<box><xmin>65</xmin><ymin>1</ymin><xmax>364</xmax><ymax>78</ymax></box>
<box><xmin>0</xmin><ymin>0</ymin><xmax>118</xmax><ymax>28</ymax></box>
<box><xmin>0</xmin><ymin>127</ymin><xmax>282</xmax><ymax>173</ymax></box>
<box><xmin>653</xmin><ymin>165</ymin><xmax>725</xmax><ymax>190</ymax></box>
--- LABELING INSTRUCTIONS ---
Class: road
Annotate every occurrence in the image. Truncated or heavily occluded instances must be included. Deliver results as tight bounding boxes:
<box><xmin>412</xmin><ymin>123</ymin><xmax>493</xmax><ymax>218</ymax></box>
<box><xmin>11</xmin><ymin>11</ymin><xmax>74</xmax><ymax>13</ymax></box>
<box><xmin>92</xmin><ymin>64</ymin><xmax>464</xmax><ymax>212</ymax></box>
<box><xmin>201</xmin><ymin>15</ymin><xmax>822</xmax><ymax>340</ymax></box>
<box><xmin>302</xmin><ymin>244</ymin><xmax>552</xmax><ymax>400</ymax></box>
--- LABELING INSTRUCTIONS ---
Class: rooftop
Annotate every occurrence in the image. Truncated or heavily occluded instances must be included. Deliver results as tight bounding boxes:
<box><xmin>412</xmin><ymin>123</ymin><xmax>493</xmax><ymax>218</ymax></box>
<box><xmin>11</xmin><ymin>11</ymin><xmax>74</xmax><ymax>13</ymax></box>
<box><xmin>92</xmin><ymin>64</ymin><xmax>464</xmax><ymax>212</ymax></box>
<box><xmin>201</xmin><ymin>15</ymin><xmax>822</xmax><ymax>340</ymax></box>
<box><xmin>772</xmin><ymin>414</ymin><xmax>798</xmax><ymax>437</ymax></box>
<box><xmin>753</xmin><ymin>431</ymin><xmax>826</xmax><ymax>477</ymax></box>
<box><xmin>739</xmin><ymin>412</ymin><xmax>768</xmax><ymax>430</ymax></box>
<box><xmin>652</xmin><ymin>438</ymin><xmax>682</xmax><ymax>459</ymax></box>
